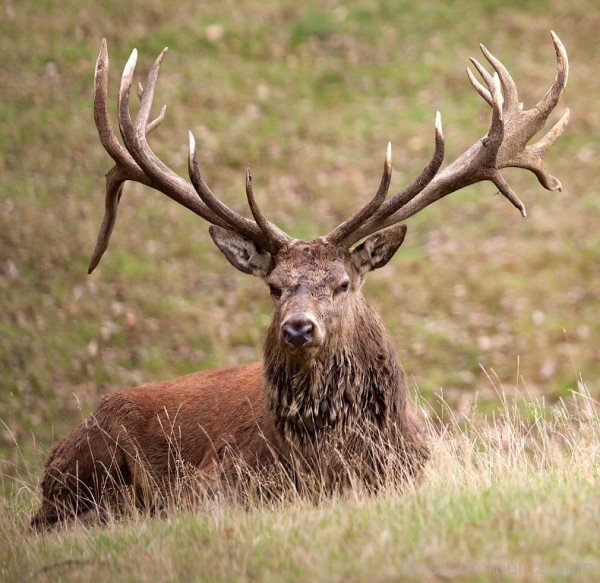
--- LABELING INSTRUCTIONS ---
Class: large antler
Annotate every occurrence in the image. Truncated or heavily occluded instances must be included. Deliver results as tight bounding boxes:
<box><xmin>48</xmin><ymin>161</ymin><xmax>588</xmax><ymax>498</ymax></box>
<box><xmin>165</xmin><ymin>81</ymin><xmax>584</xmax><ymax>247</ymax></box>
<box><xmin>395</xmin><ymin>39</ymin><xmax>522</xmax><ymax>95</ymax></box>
<box><xmin>330</xmin><ymin>31</ymin><xmax>569</xmax><ymax>247</ymax></box>
<box><xmin>88</xmin><ymin>39</ymin><xmax>290</xmax><ymax>273</ymax></box>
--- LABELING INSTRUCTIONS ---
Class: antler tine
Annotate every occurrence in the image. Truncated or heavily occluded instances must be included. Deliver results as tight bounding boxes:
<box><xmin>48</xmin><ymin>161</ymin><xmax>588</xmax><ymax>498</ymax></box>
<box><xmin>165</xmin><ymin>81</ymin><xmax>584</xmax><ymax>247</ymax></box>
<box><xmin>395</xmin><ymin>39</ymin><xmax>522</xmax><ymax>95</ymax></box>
<box><xmin>468</xmin><ymin>58</ymin><xmax>506</xmax><ymax>141</ymax></box>
<box><xmin>87</xmin><ymin>169</ymin><xmax>126</xmax><ymax>274</ymax></box>
<box><xmin>245</xmin><ymin>168</ymin><xmax>291</xmax><ymax>251</ymax></box>
<box><xmin>533</xmin><ymin>31</ymin><xmax>569</xmax><ymax>123</ymax></box>
<box><xmin>146</xmin><ymin>104</ymin><xmax>167</xmax><ymax>135</ymax></box>
<box><xmin>342</xmin><ymin>112</ymin><xmax>445</xmax><ymax>246</ymax></box>
<box><xmin>133</xmin><ymin>47</ymin><xmax>168</xmax><ymax>137</ymax></box>
<box><xmin>466</xmin><ymin>67</ymin><xmax>493</xmax><ymax>106</ymax></box>
<box><xmin>469</xmin><ymin>57</ymin><xmax>494</xmax><ymax>93</ymax></box>
<box><xmin>326</xmin><ymin>142</ymin><xmax>392</xmax><ymax>245</ymax></box>
<box><xmin>187</xmin><ymin>132</ymin><xmax>272</xmax><ymax>248</ymax></box>
<box><xmin>479</xmin><ymin>43</ymin><xmax>518</xmax><ymax>112</ymax></box>
<box><xmin>93</xmin><ymin>38</ymin><xmax>134</xmax><ymax>167</ymax></box>
<box><xmin>137</xmin><ymin>81</ymin><xmax>167</xmax><ymax>135</ymax></box>
<box><xmin>489</xmin><ymin>73</ymin><xmax>505</xmax><ymax>141</ymax></box>
<box><xmin>531</xmin><ymin>107</ymin><xmax>570</xmax><ymax>158</ymax></box>
<box><xmin>491</xmin><ymin>172</ymin><xmax>526</xmax><ymax>217</ymax></box>
<box><xmin>383</xmin><ymin>112</ymin><xmax>445</xmax><ymax>209</ymax></box>
<box><xmin>117</xmin><ymin>47</ymin><xmax>139</xmax><ymax>139</ymax></box>
<box><xmin>501</xmin><ymin>106</ymin><xmax>570</xmax><ymax>192</ymax></box>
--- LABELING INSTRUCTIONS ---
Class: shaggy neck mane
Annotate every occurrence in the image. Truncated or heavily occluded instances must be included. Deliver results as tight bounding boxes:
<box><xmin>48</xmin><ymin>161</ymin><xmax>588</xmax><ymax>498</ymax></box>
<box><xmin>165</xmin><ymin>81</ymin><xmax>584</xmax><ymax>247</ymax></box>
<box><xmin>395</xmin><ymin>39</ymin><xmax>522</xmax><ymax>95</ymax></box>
<box><xmin>263</xmin><ymin>296</ymin><xmax>405</xmax><ymax>445</ymax></box>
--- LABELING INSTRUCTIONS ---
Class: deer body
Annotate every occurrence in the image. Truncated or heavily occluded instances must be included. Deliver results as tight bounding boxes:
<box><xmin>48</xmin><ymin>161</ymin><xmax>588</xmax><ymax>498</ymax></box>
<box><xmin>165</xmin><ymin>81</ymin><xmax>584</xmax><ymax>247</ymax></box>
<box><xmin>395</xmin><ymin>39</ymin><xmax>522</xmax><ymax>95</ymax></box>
<box><xmin>33</xmin><ymin>33</ymin><xmax>569</xmax><ymax>528</ymax></box>
<box><xmin>34</xmin><ymin>240</ymin><xmax>428</xmax><ymax>528</ymax></box>
<box><xmin>35</xmin><ymin>363</ymin><xmax>270</xmax><ymax>529</ymax></box>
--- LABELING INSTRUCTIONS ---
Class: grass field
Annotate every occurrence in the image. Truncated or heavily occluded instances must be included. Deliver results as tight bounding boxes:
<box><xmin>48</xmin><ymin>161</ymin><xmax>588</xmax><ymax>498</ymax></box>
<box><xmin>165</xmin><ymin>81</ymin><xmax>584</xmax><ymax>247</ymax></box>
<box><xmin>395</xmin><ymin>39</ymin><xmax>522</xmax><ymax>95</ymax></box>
<box><xmin>2</xmin><ymin>387</ymin><xmax>598</xmax><ymax>581</ymax></box>
<box><xmin>0</xmin><ymin>385</ymin><xmax>600</xmax><ymax>581</ymax></box>
<box><xmin>0</xmin><ymin>0</ymin><xmax>598</xmax><ymax>580</ymax></box>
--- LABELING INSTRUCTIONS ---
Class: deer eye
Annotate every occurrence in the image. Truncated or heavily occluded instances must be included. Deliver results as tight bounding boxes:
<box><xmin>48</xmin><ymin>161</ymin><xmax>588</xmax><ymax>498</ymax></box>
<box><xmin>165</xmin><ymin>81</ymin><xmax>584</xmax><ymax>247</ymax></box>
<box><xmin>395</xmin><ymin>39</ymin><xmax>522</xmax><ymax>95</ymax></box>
<box><xmin>268</xmin><ymin>284</ymin><xmax>282</xmax><ymax>299</ymax></box>
<box><xmin>335</xmin><ymin>281</ymin><xmax>350</xmax><ymax>295</ymax></box>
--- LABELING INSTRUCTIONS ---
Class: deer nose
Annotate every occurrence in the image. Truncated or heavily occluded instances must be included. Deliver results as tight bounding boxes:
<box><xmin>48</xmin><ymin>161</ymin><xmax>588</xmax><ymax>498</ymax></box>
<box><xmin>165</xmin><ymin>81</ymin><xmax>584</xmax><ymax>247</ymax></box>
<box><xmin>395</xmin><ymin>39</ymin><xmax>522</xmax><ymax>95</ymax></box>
<box><xmin>282</xmin><ymin>318</ymin><xmax>315</xmax><ymax>347</ymax></box>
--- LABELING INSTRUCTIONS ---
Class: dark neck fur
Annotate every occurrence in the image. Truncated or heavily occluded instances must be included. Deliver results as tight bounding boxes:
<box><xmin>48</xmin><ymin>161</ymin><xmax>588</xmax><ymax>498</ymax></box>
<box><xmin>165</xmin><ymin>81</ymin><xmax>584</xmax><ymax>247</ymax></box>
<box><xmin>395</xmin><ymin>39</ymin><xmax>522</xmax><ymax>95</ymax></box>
<box><xmin>263</xmin><ymin>296</ymin><xmax>406</xmax><ymax>445</ymax></box>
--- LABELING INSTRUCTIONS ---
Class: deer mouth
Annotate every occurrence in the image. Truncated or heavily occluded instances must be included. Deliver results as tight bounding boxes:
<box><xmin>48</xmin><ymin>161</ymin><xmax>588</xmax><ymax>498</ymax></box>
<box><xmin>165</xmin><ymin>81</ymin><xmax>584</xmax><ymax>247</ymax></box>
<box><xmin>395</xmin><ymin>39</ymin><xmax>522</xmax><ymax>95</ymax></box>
<box><xmin>282</xmin><ymin>334</ymin><xmax>325</xmax><ymax>351</ymax></box>
<box><xmin>283</xmin><ymin>340</ymin><xmax>324</xmax><ymax>354</ymax></box>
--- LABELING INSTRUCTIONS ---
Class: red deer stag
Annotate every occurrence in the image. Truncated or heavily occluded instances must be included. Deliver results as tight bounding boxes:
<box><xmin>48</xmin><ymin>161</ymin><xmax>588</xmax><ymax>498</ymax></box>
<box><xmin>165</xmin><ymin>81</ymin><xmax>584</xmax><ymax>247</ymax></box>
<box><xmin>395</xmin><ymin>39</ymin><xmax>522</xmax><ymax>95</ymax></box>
<box><xmin>33</xmin><ymin>33</ymin><xmax>569</xmax><ymax>528</ymax></box>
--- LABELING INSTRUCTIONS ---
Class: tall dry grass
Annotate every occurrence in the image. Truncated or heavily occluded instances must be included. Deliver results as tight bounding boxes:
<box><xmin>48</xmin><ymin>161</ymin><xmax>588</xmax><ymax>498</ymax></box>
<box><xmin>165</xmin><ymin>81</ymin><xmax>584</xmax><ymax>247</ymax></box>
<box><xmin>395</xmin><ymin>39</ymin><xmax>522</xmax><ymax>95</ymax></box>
<box><xmin>1</xmin><ymin>381</ymin><xmax>597</xmax><ymax>581</ymax></box>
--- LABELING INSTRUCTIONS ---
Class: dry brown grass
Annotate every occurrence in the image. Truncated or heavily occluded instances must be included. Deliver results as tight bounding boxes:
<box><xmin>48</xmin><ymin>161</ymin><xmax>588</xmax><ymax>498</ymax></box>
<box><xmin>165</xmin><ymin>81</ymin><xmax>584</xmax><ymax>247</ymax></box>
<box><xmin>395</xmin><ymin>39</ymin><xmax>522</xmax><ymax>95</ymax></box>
<box><xmin>2</xmin><ymin>385</ymin><xmax>598</xmax><ymax>581</ymax></box>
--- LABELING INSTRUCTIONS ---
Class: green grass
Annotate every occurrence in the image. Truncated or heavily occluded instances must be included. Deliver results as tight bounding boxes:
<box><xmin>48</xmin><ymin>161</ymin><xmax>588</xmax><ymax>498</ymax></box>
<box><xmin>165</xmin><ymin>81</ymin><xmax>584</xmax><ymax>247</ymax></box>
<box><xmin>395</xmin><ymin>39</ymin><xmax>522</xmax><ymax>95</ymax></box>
<box><xmin>0</xmin><ymin>0</ymin><xmax>598</xmax><ymax>579</ymax></box>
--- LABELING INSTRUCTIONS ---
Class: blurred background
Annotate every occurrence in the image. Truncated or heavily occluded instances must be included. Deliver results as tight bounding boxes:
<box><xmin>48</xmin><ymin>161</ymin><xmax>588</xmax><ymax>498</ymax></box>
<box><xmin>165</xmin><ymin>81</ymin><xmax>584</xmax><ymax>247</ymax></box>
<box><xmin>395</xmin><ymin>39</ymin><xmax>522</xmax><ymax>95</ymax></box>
<box><xmin>0</xmin><ymin>0</ymin><xmax>598</xmax><ymax>463</ymax></box>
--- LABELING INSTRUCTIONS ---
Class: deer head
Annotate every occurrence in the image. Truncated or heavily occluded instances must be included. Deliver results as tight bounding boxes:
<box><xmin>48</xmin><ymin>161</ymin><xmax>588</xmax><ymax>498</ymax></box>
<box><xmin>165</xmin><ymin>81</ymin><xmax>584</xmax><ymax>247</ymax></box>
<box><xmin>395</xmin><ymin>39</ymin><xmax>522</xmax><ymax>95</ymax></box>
<box><xmin>89</xmin><ymin>34</ymin><xmax>569</xmax><ymax>358</ymax></box>
<box><xmin>205</xmin><ymin>141</ymin><xmax>408</xmax><ymax>353</ymax></box>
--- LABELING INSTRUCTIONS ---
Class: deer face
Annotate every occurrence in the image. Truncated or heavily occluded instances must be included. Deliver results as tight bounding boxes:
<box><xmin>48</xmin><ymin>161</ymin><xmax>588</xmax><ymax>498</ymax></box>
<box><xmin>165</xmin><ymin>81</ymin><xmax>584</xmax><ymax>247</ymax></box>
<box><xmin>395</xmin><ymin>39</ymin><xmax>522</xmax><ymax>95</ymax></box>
<box><xmin>266</xmin><ymin>241</ymin><xmax>351</xmax><ymax>349</ymax></box>
<box><xmin>209</xmin><ymin>225</ymin><xmax>408</xmax><ymax>351</ymax></box>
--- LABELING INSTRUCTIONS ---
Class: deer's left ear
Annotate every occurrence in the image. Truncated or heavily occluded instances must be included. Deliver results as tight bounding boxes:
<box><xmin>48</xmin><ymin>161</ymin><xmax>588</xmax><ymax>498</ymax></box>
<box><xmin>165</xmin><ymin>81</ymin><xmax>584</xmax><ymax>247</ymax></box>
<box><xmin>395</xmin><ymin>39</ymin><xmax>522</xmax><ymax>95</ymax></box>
<box><xmin>351</xmin><ymin>225</ymin><xmax>407</xmax><ymax>276</ymax></box>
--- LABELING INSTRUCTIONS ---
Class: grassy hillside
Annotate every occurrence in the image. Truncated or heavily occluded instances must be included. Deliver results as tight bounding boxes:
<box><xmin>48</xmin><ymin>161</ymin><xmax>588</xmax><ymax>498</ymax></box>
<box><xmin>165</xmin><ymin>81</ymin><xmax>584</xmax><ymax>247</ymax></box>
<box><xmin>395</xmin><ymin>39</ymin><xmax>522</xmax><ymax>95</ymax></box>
<box><xmin>1</xmin><ymin>0</ymin><xmax>598</xmax><ymax>457</ymax></box>
<box><xmin>0</xmin><ymin>0</ymin><xmax>598</xmax><ymax>580</ymax></box>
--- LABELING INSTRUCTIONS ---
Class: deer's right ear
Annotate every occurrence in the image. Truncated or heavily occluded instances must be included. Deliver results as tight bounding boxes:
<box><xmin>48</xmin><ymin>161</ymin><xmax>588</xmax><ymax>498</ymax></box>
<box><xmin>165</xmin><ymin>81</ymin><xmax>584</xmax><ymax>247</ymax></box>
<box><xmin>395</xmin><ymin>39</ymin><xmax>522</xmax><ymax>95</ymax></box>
<box><xmin>209</xmin><ymin>226</ymin><xmax>272</xmax><ymax>277</ymax></box>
